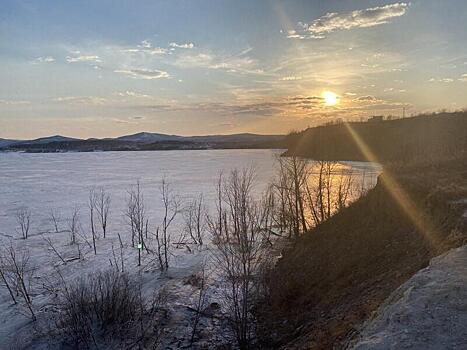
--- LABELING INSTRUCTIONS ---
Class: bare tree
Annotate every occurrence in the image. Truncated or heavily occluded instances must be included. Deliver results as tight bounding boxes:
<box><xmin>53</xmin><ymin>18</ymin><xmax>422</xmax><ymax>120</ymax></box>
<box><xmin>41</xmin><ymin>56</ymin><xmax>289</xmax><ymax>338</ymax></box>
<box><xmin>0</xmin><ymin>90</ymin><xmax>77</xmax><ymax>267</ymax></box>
<box><xmin>183</xmin><ymin>194</ymin><xmax>206</xmax><ymax>245</ymax></box>
<box><xmin>190</xmin><ymin>262</ymin><xmax>209</xmax><ymax>346</ymax></box>
<box><xmin>155</xmin><ymin>178</ymin><xmax>180</xmax><ymax>271</ymax></box>
<box><xmin>95</xmin><ymin>187</ymin><xmax>111</xmax><ymax>238</ymax></box>
<box><xmin>88</xmin><ymin>189</ymin><xmax>98</xmax><ymax>255</ymax></box>
<box><xmin>49</xmin><ymin>208</ymin><xmax>61</xmax><ymax>233</ymax></box>
<box><xmin>305</xmin><ymin>161</ymin><xmax>356</xmax><ymax>226</ymax></box>
<box><xmin>0</xmin><ymin>255</ymin><xmax>17</xmax><ymax>304</ymax></box>
<box><xmin>208</xmin><ymin>168</ymin><xmax>269</xmax><ymax>349</ymax></box>
<box><xmin>272</xmin><ymin>156</ymin><xmax>309</xmax><ymax>237</ymax></box>
<box><xmin>16</xmin><ymin>207</ymin><xmax>31</xmax><ymax>239</ymax></box>
<box><xmin>2</xmin><ymin>245</ymin><xmax>36</xmax><ymax>320</ymax></box>
<box><xmin>270</xmin><ymin>158</ymin><xmax>362</xmax><ymax>234</ymax></box>
<box><xmin>126</xmin><ymin>182</ymin><xmax>148</xmax><ymax>266</ymax></box>
<box><xmin>68</xmin><ymin>207</ymin><xmax>80</xmax><ymax>245</ymax></box>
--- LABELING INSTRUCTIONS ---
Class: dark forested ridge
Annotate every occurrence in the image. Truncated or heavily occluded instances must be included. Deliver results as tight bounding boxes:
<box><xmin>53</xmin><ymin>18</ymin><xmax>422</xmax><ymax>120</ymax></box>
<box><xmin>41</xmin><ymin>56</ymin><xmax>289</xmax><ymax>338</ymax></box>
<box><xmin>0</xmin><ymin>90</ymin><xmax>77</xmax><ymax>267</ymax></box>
<box><xmin>285</xmin><ymin>111</ymin><xmax>467</xmax><ymax>163</ymax></box>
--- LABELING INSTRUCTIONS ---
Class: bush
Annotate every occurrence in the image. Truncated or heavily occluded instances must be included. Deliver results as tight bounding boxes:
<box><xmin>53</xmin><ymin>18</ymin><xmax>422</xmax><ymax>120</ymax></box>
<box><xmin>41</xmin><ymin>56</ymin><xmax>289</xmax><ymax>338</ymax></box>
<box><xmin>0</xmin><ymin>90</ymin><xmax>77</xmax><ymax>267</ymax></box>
<box><xmin>56</xmin><ymin>269</ymin><xmax>167</xmax><ymax>349</ymax></box>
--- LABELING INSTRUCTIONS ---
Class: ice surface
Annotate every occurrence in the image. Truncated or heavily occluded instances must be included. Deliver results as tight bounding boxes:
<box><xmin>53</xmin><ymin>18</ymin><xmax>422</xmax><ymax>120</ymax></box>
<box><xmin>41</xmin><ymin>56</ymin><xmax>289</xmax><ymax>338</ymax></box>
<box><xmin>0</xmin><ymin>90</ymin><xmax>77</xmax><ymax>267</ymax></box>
<box><xmin>0</xmin><ymin>150</ymin><xmax>381</xmax><ymax>348</ymax></box>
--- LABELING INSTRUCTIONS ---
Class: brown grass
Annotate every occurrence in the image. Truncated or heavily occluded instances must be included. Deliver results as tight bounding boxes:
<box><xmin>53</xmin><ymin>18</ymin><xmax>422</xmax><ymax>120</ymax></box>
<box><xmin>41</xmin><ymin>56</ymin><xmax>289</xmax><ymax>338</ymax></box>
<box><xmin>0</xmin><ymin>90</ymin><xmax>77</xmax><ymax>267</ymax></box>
<box><xmin>257</xmin><ymin>156</ymin><xmax>467</xmax><ymax>349</ymax></box>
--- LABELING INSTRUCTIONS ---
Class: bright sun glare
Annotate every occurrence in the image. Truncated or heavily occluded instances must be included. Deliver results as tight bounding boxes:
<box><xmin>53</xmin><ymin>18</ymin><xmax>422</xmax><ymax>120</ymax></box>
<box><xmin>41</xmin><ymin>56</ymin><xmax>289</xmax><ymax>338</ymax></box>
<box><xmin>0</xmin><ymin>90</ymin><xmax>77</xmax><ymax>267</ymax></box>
<box><xmin>323</xmin><ymin>91</ymin><xmax>338</xmax><ymax>106</ymax></box>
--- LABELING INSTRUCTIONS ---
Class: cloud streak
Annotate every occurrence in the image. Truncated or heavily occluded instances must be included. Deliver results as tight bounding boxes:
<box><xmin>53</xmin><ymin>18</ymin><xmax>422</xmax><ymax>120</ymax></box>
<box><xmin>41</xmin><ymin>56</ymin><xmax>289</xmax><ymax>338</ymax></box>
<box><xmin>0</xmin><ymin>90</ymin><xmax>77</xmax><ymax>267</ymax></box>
<box><xmin>291</xmin><ymin>2</ymin><xmax>409</xmax><ymax>39</ymax></box>
<box><xmin>169</xmin><ymin>42</ymin><xmax>194</xmax><ymax>49</ymax></box>
<box><xmin>32</xmin><ymin>56</ymin><xmax>56</xmax><ymax>64</ymax></box>
<box><xmin>114</xmin><ymin>68</ymin><xmax>171</xmax><ymax>80</ymax></box>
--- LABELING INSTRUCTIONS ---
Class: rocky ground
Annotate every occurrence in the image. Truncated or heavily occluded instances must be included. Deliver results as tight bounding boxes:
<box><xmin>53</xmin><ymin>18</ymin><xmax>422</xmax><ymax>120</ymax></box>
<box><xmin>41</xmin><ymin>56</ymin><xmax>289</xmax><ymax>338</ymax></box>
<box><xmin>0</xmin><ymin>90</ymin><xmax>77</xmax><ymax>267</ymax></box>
<box><xmin>350</xmin><ymin>243</ymin><xmax>467</xmax><ymax>349</ymax></box>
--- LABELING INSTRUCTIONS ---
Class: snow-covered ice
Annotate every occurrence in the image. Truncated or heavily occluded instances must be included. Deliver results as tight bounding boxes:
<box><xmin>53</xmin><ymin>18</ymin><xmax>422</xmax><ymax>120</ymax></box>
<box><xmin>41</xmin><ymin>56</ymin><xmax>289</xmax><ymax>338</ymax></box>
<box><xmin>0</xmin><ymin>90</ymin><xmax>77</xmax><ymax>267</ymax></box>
<box><xmin>0</xmin><ymin>150</ymin><xmax>381</xmax><ymax>348</ymax></box>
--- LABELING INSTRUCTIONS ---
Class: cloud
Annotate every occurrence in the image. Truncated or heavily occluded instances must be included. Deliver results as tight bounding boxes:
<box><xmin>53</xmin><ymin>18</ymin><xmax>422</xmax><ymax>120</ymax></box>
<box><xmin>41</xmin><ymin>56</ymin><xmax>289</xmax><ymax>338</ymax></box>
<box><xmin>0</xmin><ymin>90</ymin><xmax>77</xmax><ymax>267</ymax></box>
<box><xmin>52</xmin><ymin>96</ymin><xmax>107</xmax><ymax>105</ymax></box>
<box><xmin>279</xmin><ymin>76</ymin><xmax>302</xmax><ymax>81</ymax></box>
<box><xmin>123</xmin><ymin>40</ymin><xmax>169</xmax><ymax>55</ymax></box>
<box><xmin>429</xmin><ymin>77</ymin><xmax>455</xmax><ymax>83</ymax></box>
<box><xmin>33</xmin><ymin>56</ymin><xmax>55</xmax><ymax>64</ymax></box>
<box><xmin>115</xmin><ymin>91</ymin><xmax>153</xmax><ymax>99</ymax></box>
<box><xmin>169</xmin><ymin>42</ymin><xmax>195</xmax><ymax>49</ymax></box>
<box><xmin>114</xmin><ymin>68</ymin><xmax>170</xmax><ymax>80</ymax></box>
<box><xmin>459</xmin><ymin>74</ymin><xmax>467</xmax><ymax>82</ymax></box>
<box><xmin>174</xmin><ymin>51</ymin><xmax>264</xmax><ymax>75</ymax></box>
<box><xmin>0</xmin><ymin>99</ymin><xmax>30</xmax><ymax>105</ymax></box>
<box><xmin>354</xmin><ymin>95</ymin><xmax>378</xmax><ymax>102</ymax></box>
<box><xmin>66</xmin><ymin>53</ymin><xmax>102</xmax><ymax>63</ymax></box>
<box><xmin>291</xmin><ymin>2</ymin><xmax>409</xmax><ymax>39</ymax></box>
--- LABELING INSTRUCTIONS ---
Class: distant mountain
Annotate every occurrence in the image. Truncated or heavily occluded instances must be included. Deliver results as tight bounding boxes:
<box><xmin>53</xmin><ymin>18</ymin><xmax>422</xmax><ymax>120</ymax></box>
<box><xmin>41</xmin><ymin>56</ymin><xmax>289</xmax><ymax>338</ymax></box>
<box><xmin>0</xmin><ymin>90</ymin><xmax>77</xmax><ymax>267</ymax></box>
<box><xmin>117</xmin><ymin>132</ymin><xmax>183</xmax><ymax>143</ymax></box>
<box><xmin>1</xmin><ymin>132</ymin><xmax>285</xmax><ymax>153</ymax></box>
<box><xmin>116</xmin><ymin>132</ymin><xmax>284</xmax><ymax>144</ymax></box>
<box><xmin>21</xmin><ymin>135</ymin><xmax>82</xmax><ymax>145</ymax></box>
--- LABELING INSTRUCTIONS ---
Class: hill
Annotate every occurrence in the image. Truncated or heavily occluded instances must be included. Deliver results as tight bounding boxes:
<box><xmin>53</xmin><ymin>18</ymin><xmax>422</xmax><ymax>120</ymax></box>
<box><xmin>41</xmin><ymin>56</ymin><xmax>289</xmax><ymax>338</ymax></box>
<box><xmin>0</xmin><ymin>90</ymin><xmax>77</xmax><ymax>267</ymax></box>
<box><xmin>258</xmin><ymin>157</ymin><xmax>467</xmax><ymax>349</ymax></box>
<box><xmin>284</xmin><ymin>111</ymin><xmax>467</xmax><ymax>163</ymax></box>
<box><xmin>257</xmin><ymin>111</ymin><xmax>467</xmax><ymax>348</ymax></box>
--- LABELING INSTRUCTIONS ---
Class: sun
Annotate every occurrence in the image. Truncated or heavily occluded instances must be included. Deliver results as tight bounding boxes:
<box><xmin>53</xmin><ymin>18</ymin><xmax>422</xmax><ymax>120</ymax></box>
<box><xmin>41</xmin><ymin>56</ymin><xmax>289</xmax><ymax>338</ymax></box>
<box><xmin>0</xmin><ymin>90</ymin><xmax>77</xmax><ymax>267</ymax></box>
<box><xmin>323</xmin><ymin>91</ymin><xmax>338</xmax><ymax>106</ymax></box>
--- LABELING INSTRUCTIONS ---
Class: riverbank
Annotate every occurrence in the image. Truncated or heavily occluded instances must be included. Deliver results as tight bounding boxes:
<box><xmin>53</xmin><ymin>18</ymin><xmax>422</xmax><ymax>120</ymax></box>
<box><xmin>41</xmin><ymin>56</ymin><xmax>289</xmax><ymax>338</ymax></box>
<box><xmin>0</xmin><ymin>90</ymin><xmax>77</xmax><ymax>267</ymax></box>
<box><xmin>257</xmin><ymin>156</ymin><xmax>467</xmax><ymax>349</ymax></box>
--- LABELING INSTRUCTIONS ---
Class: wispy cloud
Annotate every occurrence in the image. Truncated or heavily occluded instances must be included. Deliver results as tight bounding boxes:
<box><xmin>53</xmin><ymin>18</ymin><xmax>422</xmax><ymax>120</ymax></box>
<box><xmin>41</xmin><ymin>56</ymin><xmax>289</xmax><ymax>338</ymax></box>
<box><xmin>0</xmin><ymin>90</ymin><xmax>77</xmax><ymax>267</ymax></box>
<box><xmin>115</xmin><ymin>91</ymin><xmax>153</xmax><ymax>99</ymax></box>
<box><xmin>0</xmin><ymin>99</ymin><xmax>31</xmax><ymax>105</ymax></box>
<box><xmin>66</xmin><ymin>51</ymin><xmax>102</xmax><ymax>63</ymax></box>
<box><xmin>429</xmin><ymin>77</ymin><xmax>455</xmax><ymax>83</ymax></box>
<box><xmin>122</xmin><ymin>40</ymin><xmax>169</xmax><ymax>55</ymax></box>
<box><xmin>459</xmin><ymin>74</ymin><xmax>467</xmax><ymax>82</ymax></box>
<box><xmin>52</xmin><ymin>96</ymin><xmax>108</xmax><ymax>105</ymax></box>
<box><xmin>32</xmin><ymin>56</ymin><xmax>56</xmax><ymax>64</ymax></box>
<box><xmin>114</xmin><ymin>68</ymin><xmax>170</xmax><ymax>80</ymax></box>
<box><xmin>174</xmin><ymin>50</ymin><xmax>265</xmax><ymax>75</ymax></box>
<box><xmin>290</xmin><ymin>2</ymin><xmax>409</xmax><ymax>39</ymax></box>
<box><xmin>169</xmin><ymin>42</ymin><xmax>194</xmax><ymax>49</ymax></box>
<box><xmin>279</xmin><ymin>76</ymin><xmax>302</xmax><ymax>81</ymax></box>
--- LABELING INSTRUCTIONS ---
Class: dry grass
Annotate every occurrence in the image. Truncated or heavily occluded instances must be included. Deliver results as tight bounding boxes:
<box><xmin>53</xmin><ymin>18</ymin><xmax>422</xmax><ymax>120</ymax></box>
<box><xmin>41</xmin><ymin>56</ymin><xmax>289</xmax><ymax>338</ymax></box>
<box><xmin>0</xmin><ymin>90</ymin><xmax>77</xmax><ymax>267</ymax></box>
<box><xmin>257</xmin><ymin>156</ymin><xmax>467</xmax><ymax>349</ymax></box>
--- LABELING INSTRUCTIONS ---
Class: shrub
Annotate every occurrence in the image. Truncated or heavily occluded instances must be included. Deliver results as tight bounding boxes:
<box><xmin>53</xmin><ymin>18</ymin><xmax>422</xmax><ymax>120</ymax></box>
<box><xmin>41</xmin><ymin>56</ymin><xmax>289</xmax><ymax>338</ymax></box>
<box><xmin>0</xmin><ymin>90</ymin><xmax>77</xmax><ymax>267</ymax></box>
<box><xmin>56</xmin><ymin>269</ymin><xmax>167</xmax><ymax>349</ymax></box>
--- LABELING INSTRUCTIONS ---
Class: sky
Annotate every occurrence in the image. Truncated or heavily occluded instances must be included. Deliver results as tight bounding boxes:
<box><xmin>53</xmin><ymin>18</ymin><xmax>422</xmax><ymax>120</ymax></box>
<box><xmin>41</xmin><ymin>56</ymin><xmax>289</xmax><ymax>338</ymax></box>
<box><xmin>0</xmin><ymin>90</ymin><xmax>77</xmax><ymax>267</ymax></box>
<box><xmin>1</xmin><ymin>0</ymin><xmax>466</xmax><ymax>139</ymax></box>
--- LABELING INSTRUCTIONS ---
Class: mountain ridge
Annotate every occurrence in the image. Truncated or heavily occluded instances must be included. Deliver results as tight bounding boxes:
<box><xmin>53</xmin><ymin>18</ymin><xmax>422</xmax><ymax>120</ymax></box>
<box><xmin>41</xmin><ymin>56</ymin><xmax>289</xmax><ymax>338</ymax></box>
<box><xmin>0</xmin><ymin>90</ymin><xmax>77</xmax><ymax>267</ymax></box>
<box><xmin>0</xmin><ymin>132</ymin><xmax>285</xmax><ymax>152</ymax></box>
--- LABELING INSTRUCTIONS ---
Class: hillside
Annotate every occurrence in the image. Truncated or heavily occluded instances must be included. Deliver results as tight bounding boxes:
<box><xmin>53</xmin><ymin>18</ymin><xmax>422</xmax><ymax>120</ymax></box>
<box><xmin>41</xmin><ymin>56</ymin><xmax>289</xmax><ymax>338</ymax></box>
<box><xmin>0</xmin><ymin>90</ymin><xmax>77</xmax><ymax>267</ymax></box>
<box><xmin>258</xmin><ymin>157</ymin><xmax>467</xmax><ymax>349</ymax></box>
<box><xmin>285</xmin><ymin>111</ymin><xmax>467</xmax><ymax>163</ymax></box>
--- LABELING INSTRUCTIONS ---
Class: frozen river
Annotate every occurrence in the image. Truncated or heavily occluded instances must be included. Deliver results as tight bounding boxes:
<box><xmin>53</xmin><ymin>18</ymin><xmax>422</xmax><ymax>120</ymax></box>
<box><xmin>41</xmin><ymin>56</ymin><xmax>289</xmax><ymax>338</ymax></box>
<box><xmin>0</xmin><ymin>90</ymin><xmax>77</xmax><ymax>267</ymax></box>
<box><xmin>0</xmin><ymin>149</ymin><xmax>381</xmax><ymax>238</ymax></box>
<box><xmin>0</xmin><ymin>149</ymin><xmax>382</xmax><ymax>348</ymax></box>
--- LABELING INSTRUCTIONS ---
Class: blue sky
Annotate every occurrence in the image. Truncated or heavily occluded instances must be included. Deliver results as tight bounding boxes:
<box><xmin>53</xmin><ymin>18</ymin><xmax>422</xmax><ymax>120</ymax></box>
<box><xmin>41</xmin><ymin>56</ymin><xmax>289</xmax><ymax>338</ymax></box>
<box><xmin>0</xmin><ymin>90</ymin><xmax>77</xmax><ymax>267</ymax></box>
<box><xmin>1</xmin><ymin>0</ymin><xmax>466</xmax><ymax>138</ymax></box>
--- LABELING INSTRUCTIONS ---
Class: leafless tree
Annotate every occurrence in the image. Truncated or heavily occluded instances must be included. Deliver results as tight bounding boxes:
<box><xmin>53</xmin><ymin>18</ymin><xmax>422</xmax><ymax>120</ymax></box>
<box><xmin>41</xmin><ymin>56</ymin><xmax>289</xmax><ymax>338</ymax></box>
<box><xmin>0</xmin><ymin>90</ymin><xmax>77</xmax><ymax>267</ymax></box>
<box><xmin>2</xmin><ymin>245</ymin><xmax>36</xmax><ymax>320</ymax></box>
<box><xmin>0</xmin><ymin>254</ymin><xmax>17</xmax><ymax>304</ymax></box>
<box><xmin>272</xmin><ymin>156</ymin><xmax>309</xmax><ymax>237</ymax></box>
<box><xmin>190</xmin><ymin>262</ymin><xmax>209</xmax><ymax>346</ymax></box>
<box><xmin>95</xmin><ymin>187</ymin><xmax>111</xmax><ymax>238</ymax></box>
<box><xmin>68</xmin><ymin>207</ymin><xmax>80</xmax><ymax>245</ymax></box>
<box><xmin>305</xmin><ymin>161</ymin><xmax>356</xmax><ymax>226</ymax></box>
<box><xmin>155</xmin><ymin>178</ymin><xmax>180</xmax><ymax>271</ymax></box>
<box><xmin>117</xmin><ymin>233</ymin><xmax>125</xmax><ymax>273</ymax></box>
<box><xmin>49</xmin><ymin>208</ymin><xmax>61</xmax><ymax>233</ymax></box>
<box><xmin>208</xmin><ymin>168</ymin><xmax>269</xmax><ymax>349</ymax></box>
<box><xmin>270</xmin><ymin>158</ymin><xmax>361</xmax><ymax>234</ymax></box>
<box><xmin>126</xmin><ymin>182</ymin><xmax>148</xmax><ymax>266</ymax></box>
<box><xmin>183</xmin><ymin>194</ymin><xmax>206</xmax><ymax>245</ymax></box>
<box><xmin>88</xmin><ymin>189</ymin><xmax>98</xmax><ymax>255</ymax></box>
<box><xmin>16</xmin><ymin>207</ymin><xmax>31</xmax><ymax>239</ymax></box>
